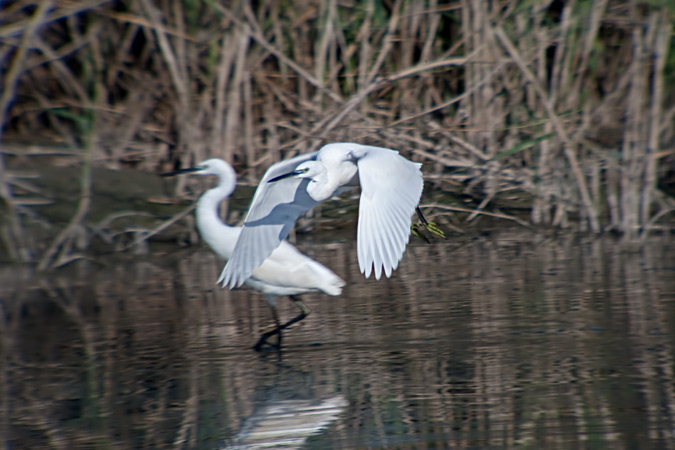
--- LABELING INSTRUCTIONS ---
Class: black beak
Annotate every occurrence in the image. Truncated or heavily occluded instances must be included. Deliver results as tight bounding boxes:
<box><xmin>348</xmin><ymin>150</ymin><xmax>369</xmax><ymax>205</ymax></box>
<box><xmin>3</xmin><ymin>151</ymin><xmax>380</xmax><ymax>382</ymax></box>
<box><xmin>160</xmin><ymin>167</ymin><xmax>202</xmax><ymax>177</ymax></box>
<box><xmin>268</xmin><ymin>169</ymin><xmax>302</xmax><ymax>183</ymax></box>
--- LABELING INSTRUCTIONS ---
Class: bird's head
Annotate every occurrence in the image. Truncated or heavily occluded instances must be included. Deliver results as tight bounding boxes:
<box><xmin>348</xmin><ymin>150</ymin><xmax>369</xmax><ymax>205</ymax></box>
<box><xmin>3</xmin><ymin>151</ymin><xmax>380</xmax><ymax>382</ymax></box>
<box><xmin>193</xmin><ymin>159</ymin><xmax>232</xmax><ymax>177</ymax></box>
<box><xmin>160</xmin><ymin>158</ymin><xmax>235</xmax><ymax>180</ymax></box>
<box><xmin>268</xmin><ymin>161</ymin><xmax>322</xmax><ymax>183</ymax></box>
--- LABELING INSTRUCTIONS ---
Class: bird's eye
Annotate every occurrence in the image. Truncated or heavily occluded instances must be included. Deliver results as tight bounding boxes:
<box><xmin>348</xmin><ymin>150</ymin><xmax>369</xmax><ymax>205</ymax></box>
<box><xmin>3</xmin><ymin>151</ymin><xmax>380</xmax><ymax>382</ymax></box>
<box><xmin>302</xmin><ymin>167</ymin><xmax>309</xmax><ymax>173</ymax></box>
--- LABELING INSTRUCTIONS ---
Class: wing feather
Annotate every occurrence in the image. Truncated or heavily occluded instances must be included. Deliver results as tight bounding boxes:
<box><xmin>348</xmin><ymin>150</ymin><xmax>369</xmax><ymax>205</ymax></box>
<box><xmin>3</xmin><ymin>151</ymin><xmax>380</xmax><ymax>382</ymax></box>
<box><xmin>354</xmin><ymin>146</ymin><xmax>423</xmax><ymax>279</ymax></box>
<box><xmin>218</xmin><ymin>152</ymin><xmax>320</xmax><ymax>288</ymax></box>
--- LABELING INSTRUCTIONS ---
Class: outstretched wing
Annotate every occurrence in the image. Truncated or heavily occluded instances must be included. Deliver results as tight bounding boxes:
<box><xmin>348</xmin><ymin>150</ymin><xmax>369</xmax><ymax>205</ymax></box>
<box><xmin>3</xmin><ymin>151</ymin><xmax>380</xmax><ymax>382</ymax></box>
<box><xmin>352</xmin><ymin>146</ymin><xmax>423</xmax><ymax>279</ymax></box>
<box><xmin>218</xmin><ymin>151</ymin><xmax>320</xmax><ymax>288</ymax></box>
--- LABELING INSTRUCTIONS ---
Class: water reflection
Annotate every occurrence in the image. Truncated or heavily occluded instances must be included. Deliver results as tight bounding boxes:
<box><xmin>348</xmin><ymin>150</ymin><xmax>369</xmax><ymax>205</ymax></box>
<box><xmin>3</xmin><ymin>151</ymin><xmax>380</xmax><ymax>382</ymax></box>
<box><xmin>228</xmin><ymin>395</ymin><xmax>347</xmax><ymax>449</ymax></box>
<box><xmin>1</xmin><ymin>232</ymin><xmax>674</xmax><ymax>449</ymax></box>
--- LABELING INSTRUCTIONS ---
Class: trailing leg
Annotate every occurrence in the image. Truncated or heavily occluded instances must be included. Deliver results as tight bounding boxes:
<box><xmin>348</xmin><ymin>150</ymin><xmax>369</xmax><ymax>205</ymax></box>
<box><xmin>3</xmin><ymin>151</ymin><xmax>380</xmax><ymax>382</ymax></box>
<box><xmin>253</xmin><ymin>295</ymin><xmax>310</xmax><ymax>352</ymax></box>
<box><xmin>253</xmin><ymin>298</ymin><xmax>282</xmax><ymax>351</ymax></box>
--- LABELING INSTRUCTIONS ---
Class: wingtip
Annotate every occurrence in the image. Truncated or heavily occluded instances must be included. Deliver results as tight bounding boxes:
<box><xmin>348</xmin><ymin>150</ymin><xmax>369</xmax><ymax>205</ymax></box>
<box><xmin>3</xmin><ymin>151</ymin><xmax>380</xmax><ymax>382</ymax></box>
<box><xmin>361</xmin><ymin>262</ymin><xmax>371</xmax><ymax>279</ymax></box>
<box><xmin>229</xmin><ymin>276</ymin><xmax>244</xmax><ymax>289</ymax></box>
<box><xmin>374</xmin><ymin>263</ymin><xmax>383</xmax><ymax>280</ymax></box>
<box><xmin>217</xmin><ymin>269</ymin><xmax>247</xmax><ymax>290</ymax></box>
<box><xmin>216</xmin><ymin>269</ymin><xmax>227</xmax><ymax>286</ymax></box>
<box><xmin>217</xmin><ymin>267</ymin><xmax>235</xmax><ymax>289</ymax></box>
<box><xmin>218</xmin><ymin>277</ymin><xmax>241</xmax><ymax>290</ymax></box>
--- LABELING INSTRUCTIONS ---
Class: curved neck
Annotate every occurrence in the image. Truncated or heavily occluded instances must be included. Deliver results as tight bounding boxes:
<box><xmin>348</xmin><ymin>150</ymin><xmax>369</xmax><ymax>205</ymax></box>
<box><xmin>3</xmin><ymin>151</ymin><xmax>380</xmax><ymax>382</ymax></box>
<box><xmin>194</xmin><ymin>173</ymin><xmax>240</xmax><ymax>259</ymax></box>
<box><xmin>196</xmin><ymin>187</ymin><xmax>227</xmax><ymax>224</ymax></box>
<box><xmin>195</xmin><ymin>172</ymin><xmax>236</xmax><ymax>230</ymax></box>
<box><xmin>307</xmin><ymin>162</ymin><xmax>356</xmax><ymax>201</ymax></box>
<box><xmin>306</xmin><ymin>169</ymin><xmax>332</xmax><ymax>201</ymax></box>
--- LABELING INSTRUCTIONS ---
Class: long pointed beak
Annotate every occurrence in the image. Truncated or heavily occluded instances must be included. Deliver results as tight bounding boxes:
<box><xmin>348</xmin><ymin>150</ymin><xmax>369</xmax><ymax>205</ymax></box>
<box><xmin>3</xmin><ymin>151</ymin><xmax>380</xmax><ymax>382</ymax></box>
<box><xmin>268</xmin><ymin>169</ymin><xmax>302</xmax><ymax>183</ymax></box>
<box><xmin>160</xmin><ymin>167</ymin><xmax>202</xmax><ymax>177</ymax></box>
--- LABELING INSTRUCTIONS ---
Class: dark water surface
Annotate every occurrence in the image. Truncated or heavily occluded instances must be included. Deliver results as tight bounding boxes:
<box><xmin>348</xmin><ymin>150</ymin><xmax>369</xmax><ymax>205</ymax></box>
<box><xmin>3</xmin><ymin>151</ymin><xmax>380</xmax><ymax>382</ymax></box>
<box><xmin>2</xmin><ymin>231</ymin><xmax>675</xmax><ymax>449</ymax></box>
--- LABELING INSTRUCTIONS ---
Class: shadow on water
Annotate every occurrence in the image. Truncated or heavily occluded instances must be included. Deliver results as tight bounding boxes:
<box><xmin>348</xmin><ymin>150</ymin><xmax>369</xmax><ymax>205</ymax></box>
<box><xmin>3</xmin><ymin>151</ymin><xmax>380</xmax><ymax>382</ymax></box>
<box><xmin>1</xmin><ymin>230</ymin><xmax>675</xmax><ymax>449</ymax></box>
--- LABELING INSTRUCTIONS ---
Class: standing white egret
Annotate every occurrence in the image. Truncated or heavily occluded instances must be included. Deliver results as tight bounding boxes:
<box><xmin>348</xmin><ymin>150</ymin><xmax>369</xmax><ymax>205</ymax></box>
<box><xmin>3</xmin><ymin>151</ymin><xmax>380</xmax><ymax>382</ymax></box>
<box><xmin>218</xmin><ymin>143</ymin><xmax>425</xmax><ymax>289</ymax></box>
<box><xmin>162</xmin><ymin>158</ymin><xmax>345</xmax><ymax>351</ymax></box>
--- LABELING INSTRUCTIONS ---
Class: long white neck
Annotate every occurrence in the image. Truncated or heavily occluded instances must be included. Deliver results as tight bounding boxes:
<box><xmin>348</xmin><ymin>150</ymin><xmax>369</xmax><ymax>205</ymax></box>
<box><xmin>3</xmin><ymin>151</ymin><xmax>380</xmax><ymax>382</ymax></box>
<box><xmin>305</xmin><ymin>168</ymin><xmax>333</xmax><ymax>201</ymax></box>
<box><xmin>195</xmin><ymin>172</ymin><xmax>240</xmax><ymax>260</ymax></box>
<box><xmin>306</xmin><ymin>163</ymin><xmax>357</xmax><ymax>201</ymax></box>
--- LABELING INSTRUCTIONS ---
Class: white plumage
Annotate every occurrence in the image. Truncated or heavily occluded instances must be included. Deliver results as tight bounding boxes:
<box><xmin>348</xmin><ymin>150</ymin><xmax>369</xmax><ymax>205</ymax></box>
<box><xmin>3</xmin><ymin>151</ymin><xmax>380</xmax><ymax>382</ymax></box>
<box><xmin>219</xmin><ymin>143</ymin><xmax>424</xmax><ymax>289</ymax></box>
<box><xmin>163</xmin><ymin>158</ymin><xmax>345</xmax><ymax>350</ymax></box>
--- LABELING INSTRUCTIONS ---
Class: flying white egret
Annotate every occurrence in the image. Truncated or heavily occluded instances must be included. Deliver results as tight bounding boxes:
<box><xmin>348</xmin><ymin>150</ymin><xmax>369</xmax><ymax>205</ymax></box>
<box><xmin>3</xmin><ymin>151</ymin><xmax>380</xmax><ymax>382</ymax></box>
<box><xmin>218</xmin><ymin>142</ymin><xmax>425</xmax><ymax>289</ymax></box>
<box><xmin>162</xmin><ymin>158</ymin><xmax>345</xmax><ymax>351</ymax></box>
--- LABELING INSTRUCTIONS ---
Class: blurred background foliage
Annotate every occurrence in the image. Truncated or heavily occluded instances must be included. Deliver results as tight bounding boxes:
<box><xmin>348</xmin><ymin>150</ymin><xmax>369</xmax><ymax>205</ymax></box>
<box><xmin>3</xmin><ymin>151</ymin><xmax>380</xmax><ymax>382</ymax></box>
<box><xmin>1</xmin><ymin>0</ymin><xmax>675</xmax><ymax>267</ymax></box>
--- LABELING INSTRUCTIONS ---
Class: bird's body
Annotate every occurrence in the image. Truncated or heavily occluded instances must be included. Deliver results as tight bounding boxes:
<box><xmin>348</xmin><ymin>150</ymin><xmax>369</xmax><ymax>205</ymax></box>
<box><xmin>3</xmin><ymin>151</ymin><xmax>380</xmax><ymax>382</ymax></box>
<box><xmin>164</xmin><ymin>158</ymin><xmax>344</xmax><ymax>350</ymax></box>
<box><xmin>219</xmin><ymin>143</ymin><xmax>424</xmax><ymax>289</ymax></box>
<box><xmin>194</xmin><ymin>167</ymin><xmax>343</xmax><ymax>299</ymax></box>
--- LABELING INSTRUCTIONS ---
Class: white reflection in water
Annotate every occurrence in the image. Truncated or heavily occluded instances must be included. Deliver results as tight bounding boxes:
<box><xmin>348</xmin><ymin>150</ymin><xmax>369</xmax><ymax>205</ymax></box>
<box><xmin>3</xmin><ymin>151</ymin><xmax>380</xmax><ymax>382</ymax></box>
<box><xmin>0</xmin><ymin>232</ymin><xmax>674</xmax><ymax>449</ymax></box>
<box><xmin>227</xmin><ymin>396</ymin><xmax>347</xmax><ymax>449</ymax></box>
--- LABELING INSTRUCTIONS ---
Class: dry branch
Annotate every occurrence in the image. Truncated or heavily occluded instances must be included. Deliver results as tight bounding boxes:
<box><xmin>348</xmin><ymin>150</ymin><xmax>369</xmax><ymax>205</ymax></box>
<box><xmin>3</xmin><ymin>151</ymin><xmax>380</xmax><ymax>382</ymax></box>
<box><xmin>492</xmin><ymin>25</ymin><xmax>601</xmax><ymax>233</ymax></box>
<box><xmin>0</xmin><ymin>0</ymin><xmax>55</xmax><ymax>262</ymax></box>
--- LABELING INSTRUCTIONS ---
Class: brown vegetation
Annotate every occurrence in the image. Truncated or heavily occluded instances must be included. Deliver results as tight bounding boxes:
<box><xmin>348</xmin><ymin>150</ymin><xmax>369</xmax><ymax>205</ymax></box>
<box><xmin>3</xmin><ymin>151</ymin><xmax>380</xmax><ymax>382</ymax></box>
<box><xmin>1</xmin><ymin>0</ymin><xmax>674</xmax><ymax>266</ymax></box>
